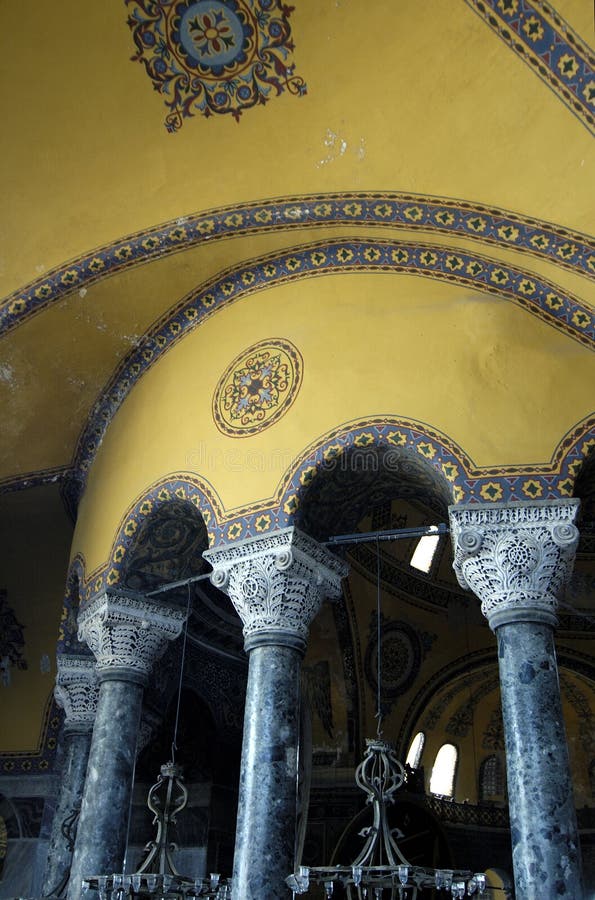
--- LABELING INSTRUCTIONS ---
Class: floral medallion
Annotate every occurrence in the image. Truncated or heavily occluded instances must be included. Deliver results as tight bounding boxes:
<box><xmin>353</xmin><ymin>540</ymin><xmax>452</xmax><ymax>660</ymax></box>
<box><xmin>125</xmin><ymin>0</ymin><xmax>306</xmax><ymax>130</ymax></box>
<box><xmin>213</xmin><ymin>338</ymin><xmax>302</xmax><ymax>436</ymax></box>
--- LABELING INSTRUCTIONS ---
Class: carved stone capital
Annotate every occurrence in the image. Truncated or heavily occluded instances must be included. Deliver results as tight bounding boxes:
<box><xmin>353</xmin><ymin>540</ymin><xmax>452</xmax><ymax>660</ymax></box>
<box><xmin>54</xmin><ymin>655</ymin><xmax>99</xmax><ymax>733</ymax></box>
<box><xmin>204</xmin><ymin>528</ymin><xmax>348</xmax><ymax>652</ymax></box>
<box><xmin>449</xmin><ymin>500</ymin><xmax>580</xmax><ymax>629</ymax></box>
<box><xmin>78</xmin><ymin>589</ymin><xmax>186</xmax><ymax>684</ymax></box>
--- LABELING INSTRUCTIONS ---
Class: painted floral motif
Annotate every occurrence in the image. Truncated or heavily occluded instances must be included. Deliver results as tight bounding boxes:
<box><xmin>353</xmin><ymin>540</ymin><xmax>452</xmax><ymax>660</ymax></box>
<box><xmin>213</xmin><ymin>339</ymin><xmax>303</xmax><ymax>436</ymax></box>
<box><xmin>126</xmin><ymin>0</ymin><xmax>306</xmax><ymax>129</ymax></box>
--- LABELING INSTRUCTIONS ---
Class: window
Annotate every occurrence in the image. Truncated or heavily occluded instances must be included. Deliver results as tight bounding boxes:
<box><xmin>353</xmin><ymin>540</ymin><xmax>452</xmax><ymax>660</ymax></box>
<box><xmin>405</xmin><ymin>732</ymin><xmax>425</xmax><ymax>769</ymax></box>
<box><xmin>410</xmin><ymin>529</ymin><xmax>440</xmax><ymax>573</ymax></box>
<box><xmin>429</xmin><ymin>743</ymin><xmax>458</xmax><ymax>797</ymax></box>
<box><xmin>479</xmin><ymin>754</ymin><xmax>505</xmax><ymax>800</ymax></box>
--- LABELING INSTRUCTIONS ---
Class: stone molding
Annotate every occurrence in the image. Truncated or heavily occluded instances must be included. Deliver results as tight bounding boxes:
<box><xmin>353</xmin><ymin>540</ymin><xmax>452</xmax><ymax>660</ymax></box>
<box><xmin>78</xmin><ymin>590</ymin><xmax>186</xmax><ymax>682</ymax></box>
<box><xmin>449</xmin><ymin>500</ymin><xmax>580</xmax><ymax>628</ymax></box>
<box><xmin>204</xmin><ymin>528</ymin><xmax>348</xmax><ymax>649</ymax></box>
<box><xmin>54</xmin><ymin>655</ymin><xmax>99</xmax><ymax>731</ymax></box>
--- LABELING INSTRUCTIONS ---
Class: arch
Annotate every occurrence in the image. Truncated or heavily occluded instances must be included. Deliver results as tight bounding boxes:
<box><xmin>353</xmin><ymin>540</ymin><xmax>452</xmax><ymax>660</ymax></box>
<box><xmin>429</xmin><ymin>743</ymin><xmax>458</xmax><ymax>798</ymax></box>
<box><xmin>396</xmin><ymin>651</ymin><xmax>498</xmax><ymax>758</ymax></box>
<box><xmin>87</xmin><ymin>475</ymin><xmax>221</xmax><ymax>599</ymax></box>
<box><xmin>68</xmin><ymin>238</ymin><xmax>592</xmax><ymax>506</ymax></box>
<box><xmin>3</xmin><ymin>192</ymin><xmax>591</xmax><ymax>336</ymax></box>
<box><xmin>285</xmin><ymin>435</ymin><xmax>455</xmax><ymax>544</ymax></box>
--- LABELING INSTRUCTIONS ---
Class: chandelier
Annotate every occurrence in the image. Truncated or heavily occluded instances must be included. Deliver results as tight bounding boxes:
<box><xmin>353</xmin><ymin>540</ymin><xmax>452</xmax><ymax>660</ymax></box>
<box><xmin>287</xmin><ymin>738</ymin><xmax>487</xmax><ymax>898</ymax></box>
<box><xmin>288</xmin><ymin>528</ymin><xmax>488</xmax><ymax>900</ymax></box>
<box><xmin>82</xmin><ymin>761</ymin><xmax>231</xmax><ymax>899</ymax></box>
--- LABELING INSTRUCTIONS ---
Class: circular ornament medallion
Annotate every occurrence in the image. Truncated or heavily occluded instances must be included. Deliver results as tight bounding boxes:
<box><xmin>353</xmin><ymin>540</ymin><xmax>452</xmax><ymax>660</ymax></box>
<box><xmin>364</xmin><ymin>620</ymin><xmax>422</xmax><ymax>702</ymax></box>
<box><xmin>170</xmin><ymin>0</ymin><xmax>256</xmax><ymax>80</ymax></box>
<box><xmin>213</xmin><ymin>339</ymin><xmax>303</xmax><ymax>437</ymax></box>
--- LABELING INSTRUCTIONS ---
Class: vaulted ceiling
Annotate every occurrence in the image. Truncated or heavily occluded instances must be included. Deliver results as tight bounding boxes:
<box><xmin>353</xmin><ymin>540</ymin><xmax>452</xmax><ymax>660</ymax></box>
<box><xmin>0</xmin><ymin>0</ymin><xmax>593</xmax><ymax>505</ymax></box>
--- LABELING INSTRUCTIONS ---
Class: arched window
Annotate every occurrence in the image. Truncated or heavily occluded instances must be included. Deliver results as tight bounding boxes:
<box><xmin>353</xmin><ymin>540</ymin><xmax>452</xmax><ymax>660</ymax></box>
<box><xmin>429</xmin><ymin>743</ymin><xmax>458</xmax><ymax>797</ymax></box>
<box><xmin>479</xmin><ymin>754</ymin><xmax>504</xmax><ymax>800</ymax></box>
<box><xmin>405</xmin><ymin>732</ymin><xmax>425</xmax><ymax>769</ymax></box>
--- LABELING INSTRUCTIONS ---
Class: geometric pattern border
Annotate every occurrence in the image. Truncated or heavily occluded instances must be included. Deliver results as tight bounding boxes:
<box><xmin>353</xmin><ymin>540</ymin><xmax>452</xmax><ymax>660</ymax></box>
<box><xmin>465</xmin><ymin>0</ymin><xmax>595</xmax><ymax>135</ymax></box>
<box><xmin>2</xmin><ymin>191</ymin><xmax>594</xmax><ymax>336</ymax></box>
<box><xmin>126</xmin><ymin>0</ymin><xmax>306</xmax><ymax>130</ymax></box>
<box><xmin>64</xmin><ymin>236</ymin><xmax>595</xmax><ymax>502</ymax></box>
<box><xmin>72</xmin><ymin>411</ymin><xmax>595</xmax><ymax>601</ymax></box>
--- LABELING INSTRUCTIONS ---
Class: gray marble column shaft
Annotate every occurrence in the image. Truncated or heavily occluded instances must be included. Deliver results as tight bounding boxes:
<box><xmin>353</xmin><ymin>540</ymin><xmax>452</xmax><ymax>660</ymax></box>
<box><xmin>65</xmin><ymin>590</ymin><xmax>186</xmax><ymax>900</ymax></box>
<box><xmin>233</xmin><ymin>643</ymin><xmax>302</xmax><ymax>900</ymax></box>
<box><xmin>204</xmin><ymin>528</ymin><xmax>347</xmax><ymax>900</ymax></box>
<box><xmin>450</xmin><ymin>500</ymin><xmax>584</xmax><ymax>900</ymax></box>
<box><xmin>43</xmin><ymin>654</ymin><xmax>99</xmax><ymax>897</ymax></box>
<box><xmin>496</xmin><ymin>619</ymin><xmax>582</xmax><ymax>898</ymax></box>
<box><xmin>42</xmin><ymin>729</ymin><xmax>93</xmax><ymax>897</ymax></box>
<box><xmin>66</xmin><ymin>676</ymin><xmax>144</xmax><ymax>899</ymax></box>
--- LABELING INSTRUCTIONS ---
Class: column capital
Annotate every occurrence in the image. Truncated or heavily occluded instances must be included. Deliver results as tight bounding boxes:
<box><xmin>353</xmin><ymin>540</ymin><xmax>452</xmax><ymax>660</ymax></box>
<box><xmin>54</xmin><ymin>654</ymin><xmax>99</xmax><ymax>733</ymax></box>
<box><xmin>449</xmin><ymin>499</ymin><xmax>580</xmax><ymax>629</ymax></box>
<box><xmin>204</xmin><ymin>528</ymin><xmax>348</xmax><ymax>652</ymax></box>
<box><xmin>77</xmin><ymin>589</ymin><xmax>186</xmax><ymax>685</ymax></box>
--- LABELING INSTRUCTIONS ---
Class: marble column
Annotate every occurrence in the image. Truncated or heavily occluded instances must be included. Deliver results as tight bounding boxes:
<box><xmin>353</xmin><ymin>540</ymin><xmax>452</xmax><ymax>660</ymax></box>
<box><xmin>42</xmin><ymin>655</ymin><xmax>99</xmax><ymax>897</ymax></box>
<box><xmin>205</xmin><ymin>528</ymin><xmax>347</xmax><ymax>900</ymax></box>
<box><xmin>66</xmin><ymin>590</ymin><xmax>186</xmax><ymax>900</ymax></box>
<box><xmin>449</xmin><ymin>499</ymin><xmax>584</xmax><ymax>900</ymax></box>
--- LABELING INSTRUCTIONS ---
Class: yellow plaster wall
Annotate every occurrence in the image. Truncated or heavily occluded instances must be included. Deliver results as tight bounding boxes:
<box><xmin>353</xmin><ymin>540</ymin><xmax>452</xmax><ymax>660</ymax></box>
<box><xmin>0</xmin><ymin>486</ymin><xmax>73</xmax><ymax>751</ymax></box>
<box><xmin>1</xmin><ymin>0</ymin><xmax>593</xmax><ymax>295</ymax></box>
<box><xmin>72</xmin><ymin>272</ymin><xmax>595</xmax><ymax>575</ymax></box>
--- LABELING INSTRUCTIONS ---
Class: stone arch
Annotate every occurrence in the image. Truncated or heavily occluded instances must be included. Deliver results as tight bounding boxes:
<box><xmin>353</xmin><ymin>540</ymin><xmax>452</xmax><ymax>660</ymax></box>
<box><xmin>98</xmin><ymin>475</ymin><xmax>222</xmax><ymax>595</ymax></box>
<box><xmin>277</xmin><ymin>418</ymin><xmax>462</xmax><ymax>542</ymax></box>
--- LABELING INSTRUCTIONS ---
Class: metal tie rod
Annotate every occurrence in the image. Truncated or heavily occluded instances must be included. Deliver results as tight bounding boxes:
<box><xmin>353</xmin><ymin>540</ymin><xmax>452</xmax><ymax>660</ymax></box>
<box><xmin>325</xmin><ymin>522</ymin><xmax>449</xmax><ymax>546</ymax></box>
<box><xmin>146</xmin><ymin>524</ymin><xmax>449</xmax><ymax>596</ymax></box>
<box><xmin>146</xmin><ymin>572</ymin><xmax>212</xmax><ymax>597</ymax></box>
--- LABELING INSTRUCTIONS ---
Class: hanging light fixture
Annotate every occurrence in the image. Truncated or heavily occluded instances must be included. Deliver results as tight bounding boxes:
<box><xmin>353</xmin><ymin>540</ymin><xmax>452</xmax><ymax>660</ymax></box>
<box><xmin>287</xmin><ymin>533</ymin><xmax>489</xmax><ymax>899</ymax></box>
<box><xmin>83</xmin><ymin>585</ymin><xmax>232</xmax><ymax>899</ymax></box>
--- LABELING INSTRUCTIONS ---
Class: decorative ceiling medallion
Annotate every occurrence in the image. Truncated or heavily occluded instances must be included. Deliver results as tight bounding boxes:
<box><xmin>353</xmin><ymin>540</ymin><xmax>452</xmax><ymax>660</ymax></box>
<box><xmin>213</xmin><ymin>338</ymin><xmax>302</xmax><ymax>437</ymax></box>
<box><xmin>125</xmin><ymin>0</ymin><xmax>307</xmax><ymax>130</ymax></box>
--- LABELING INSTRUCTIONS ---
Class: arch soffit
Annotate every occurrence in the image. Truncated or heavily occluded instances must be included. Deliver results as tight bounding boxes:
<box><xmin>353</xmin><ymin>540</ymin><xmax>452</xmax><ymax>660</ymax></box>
<box><xmin>55</xmin><ymin>235</ymin><xmax>593</xmax><ymax>505</ymax></box>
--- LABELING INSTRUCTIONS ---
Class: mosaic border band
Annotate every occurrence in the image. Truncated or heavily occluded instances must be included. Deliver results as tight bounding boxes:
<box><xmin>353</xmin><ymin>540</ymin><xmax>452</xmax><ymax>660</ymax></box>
<box><xmin>464</xmin><ymin>0</ymin><xmax>594</xmax><ymax>135</ymax></box>
<box><xmin>2</xmin><ymin>191</ymin><xmax>593</xmax><ymax>336</ymax></box>
<box><xmin>65</xmin><ymin>411</ymin><xmax>594</xmax><ymax>602</ymax></box>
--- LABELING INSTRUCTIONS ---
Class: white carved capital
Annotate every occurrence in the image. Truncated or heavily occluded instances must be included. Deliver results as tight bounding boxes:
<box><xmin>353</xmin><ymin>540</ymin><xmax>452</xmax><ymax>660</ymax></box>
<box><xmin>77</xmin><ymin>590</ymin><xmax>186</xmax><ymax>681</ymax></box>
<box><xmin>54</xmin><ymin>655</ymin><xmax>99</xmax><ymax>731</ymax></box>
<box><xmin>449</xmin><ymin>500</ymin><xmax>580</xmax><ymax>628</ymax></box>
<box><xmin>203</xmin><ymin>528</ymin><xmax>348</xmax><ymax>649</ymax></box>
